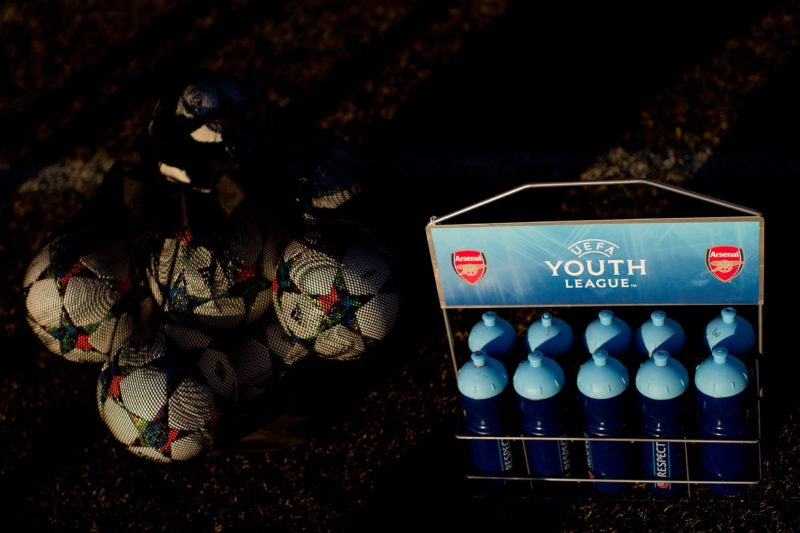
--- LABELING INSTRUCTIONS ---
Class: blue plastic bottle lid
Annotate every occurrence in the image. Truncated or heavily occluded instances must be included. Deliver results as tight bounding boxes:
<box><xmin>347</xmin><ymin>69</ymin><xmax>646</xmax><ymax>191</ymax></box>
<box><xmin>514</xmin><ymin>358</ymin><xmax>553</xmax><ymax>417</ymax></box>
<box><xmin>704</xmin><ymin>307</ymin><xmax>756</xmax><ymax>356</ymax></box>
<box><xmin>468</xmin><ymin>311</ymin><xmax>517</xmax><ymax>357</ymax></box>
<box><xmin>577</xmin><ymin>349</ymin><xmax>630</xmax><ymax>400</ymax></box>
<box><xmin>694</xmin><ymin>347</ymin><xmax>749</xmax><ymax>398</ymax></box>
<box><xmin>635</xmin><ymin>349</ymin><xmax>689</xmax><ymax>400</ymax></box>
<box><xmin>585</xmin><ymin>309</ymin><xmax>633</xmax><ymax>356</ymax></box>
<box><xmin>513</xmin><ymin>351</ymin><xmax>565</xmax><ymax>401</ymax></box>
<box><xmin>526</xmin><ymin>312</ymin><xmax>574</xmax><ymax>357</ymax></box>
<box><xmin>457</xmin><ymin>351</ymin><xmax>509</xmax><ymax>400</ymax></box>
<box><xmin>636</xmin><ymin>310</ymin><xmax>686</xmax><ymax>357</ymax></box>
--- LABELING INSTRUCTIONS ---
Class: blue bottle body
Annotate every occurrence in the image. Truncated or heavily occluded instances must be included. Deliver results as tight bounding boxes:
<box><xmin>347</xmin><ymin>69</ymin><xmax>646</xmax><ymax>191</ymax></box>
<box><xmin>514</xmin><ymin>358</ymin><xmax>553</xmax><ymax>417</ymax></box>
<box><xmin>636</xmin><ymin>350</ymin><xmax>689</xmax><ymax>494</ymax></box>
<box><xmin>697</xmin><ymin>389</ymin><xmax>748</xmax><ymax>436</ymax></box>
<box><xmin>458</xmin><ymin>352</ymin><xmax>513</xmax><ymax>474</ymax></box>
<box><xmin>459</xmin><ymin>393</ymin><xmax>515</xmax><ymax>474</ymax></box>
<box><xmin>695</xmin><ymin>347</ymin><xmax>751</xmax><ymax>494</ymax></box>
<box><xmin>577</xmin><ymin>350</ymin><xmax>631</xmax><ymax>493</ymax></box>
<box><xmin>514</xmin><ymin>352</ymin><xmax>570</xmax><ymax>477</ymax></box>
<box><xmin>638</xmin><ymin>394</ymin><xmax>687</xmax><ymax>494</ymax></box>
<box><xmin>697</xmin><ymin>391</ymin><xmax>750</xmax><ymax>494</ymax></box>
<box><xmin>581</xmin><ymin>394</ymin><xmax>630</xmax><ymax>492</ymax></box>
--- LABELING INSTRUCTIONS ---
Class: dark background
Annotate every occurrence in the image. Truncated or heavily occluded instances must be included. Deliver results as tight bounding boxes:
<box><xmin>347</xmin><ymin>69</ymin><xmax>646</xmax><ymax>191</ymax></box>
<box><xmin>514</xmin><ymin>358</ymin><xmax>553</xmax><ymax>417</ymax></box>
<box><xmin>1</xmin><ymin>1</ymin><xmax>799</xmax><ymax>530</ymax></box>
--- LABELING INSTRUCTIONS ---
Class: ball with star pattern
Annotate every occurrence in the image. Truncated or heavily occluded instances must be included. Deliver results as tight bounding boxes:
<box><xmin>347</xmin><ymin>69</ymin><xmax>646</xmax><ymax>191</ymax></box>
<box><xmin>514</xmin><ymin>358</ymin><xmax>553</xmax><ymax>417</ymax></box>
<box><xmin>96</xmin><ymin>324</ymin><xmax>237</xmax><ymax>462</ymax></box>
<box><xmin>24</xmin><ymin>232</ymin><xmax>148</xmax><ymax>363</ymax></box>
<box><xmin>147</xmin><ymin>218</ymin><xmax>276</xmax><ymax>329</ymax></box>
<box><xmin>272</xmin><ymin>234</ymin><xmax>399</xmax><ymax>361</ymax></box>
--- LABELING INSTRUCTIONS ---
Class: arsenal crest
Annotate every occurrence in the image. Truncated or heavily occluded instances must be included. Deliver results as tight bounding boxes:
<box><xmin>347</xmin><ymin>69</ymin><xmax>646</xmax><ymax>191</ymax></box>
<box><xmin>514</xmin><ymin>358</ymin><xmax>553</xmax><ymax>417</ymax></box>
<box><xmin>706</xmin><ymin>245</ymin><xmax>745</xmax><ymax>283</ymax></box>
<box><xmin>451</xmin><ymin>250</ymin><xmax>487</xmax><ymax>285</ymax></box>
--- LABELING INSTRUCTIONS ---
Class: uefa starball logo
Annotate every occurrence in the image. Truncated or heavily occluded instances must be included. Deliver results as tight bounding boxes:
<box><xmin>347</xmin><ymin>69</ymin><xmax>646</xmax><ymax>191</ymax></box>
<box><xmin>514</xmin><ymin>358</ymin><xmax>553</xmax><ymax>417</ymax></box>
<box><xmin>706</xmin><ymin>245</ymin><xmax>745</xmax><ymax>282</ymax></box>
<box><xmin>545</xmin><ymin>238</ymin><xmax>647</xmax><ymax>289</ymax></box>
<box><xmin>451</xmin><ymin>250</ymin><xmax>487</xmax><ymax>285</ymax></box>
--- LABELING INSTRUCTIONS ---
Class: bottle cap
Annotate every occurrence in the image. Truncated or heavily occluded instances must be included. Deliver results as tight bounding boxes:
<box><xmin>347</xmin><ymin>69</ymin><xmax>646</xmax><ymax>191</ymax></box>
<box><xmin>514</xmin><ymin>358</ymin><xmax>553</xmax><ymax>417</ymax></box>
<box><xmin>513</xmin><ymin>351</ymin><xmax>565</xmax><ymax>401</ymax></box>
<box><xmin>457</xmin><ymin>351</ymin><xmax>509</xmax><ymax>400</ymax></box>
<box><xmin>577</xmin><ymin>349</ymin><xmax>630</xmax><ymax>400</ymax></box>
<box><xmin>468</xmin><ymin>311</ymin><xmax>517</xmax><ymax>358</ymax></box>
<box><xmin>694</xmin><ymin>347</ymin><xmax>749</xmax><ymax>398</ymax></box>
<box><xmin>635</xmin><ymin>309</ymin><xmax>686</xmax><ymax>357</ymax></box>
<box><xmin>585</xmin><ymin>309</ymin><xmax>632</xmax><ymax>356</ymax></box>
<box><xmin>635</xmin><ymin>349</ymin><xmax>689</xmax><ymax>400</ymax></box>
<box><xmin>526</xmin><ymin>312</ymin><xmax>574</xmax><ymax>358</ymax></box>
<box><xmin>704</xmin><ymin>307</ymin><xmax>755</xmax><ymax>356</ymax></box>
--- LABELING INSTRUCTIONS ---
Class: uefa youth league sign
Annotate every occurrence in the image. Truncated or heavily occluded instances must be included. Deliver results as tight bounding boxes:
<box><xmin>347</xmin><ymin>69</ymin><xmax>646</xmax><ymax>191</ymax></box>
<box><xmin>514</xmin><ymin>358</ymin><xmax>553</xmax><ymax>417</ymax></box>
<box><xmin>428</xmin><ymin>219</ymin><xmax>762</xmax><ymax>307</ymax></box>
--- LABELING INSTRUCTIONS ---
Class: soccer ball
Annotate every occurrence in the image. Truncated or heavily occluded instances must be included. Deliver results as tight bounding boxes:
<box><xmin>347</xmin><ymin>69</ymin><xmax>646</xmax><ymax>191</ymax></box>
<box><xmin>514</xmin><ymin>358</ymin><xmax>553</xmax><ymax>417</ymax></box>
<box><xmin>232</xmin><ymin>320</ymin><xmax>311</xmax><ymax>401</ymax></box>
<box><xmin>161</xmin><ymin>323</ymin><xmax>238</xmax><ymax>402</ymax></box>
<box><xmin>284</xmin><ymin>143</ymin><xmax>364</xmax><ymax>226</ymax></box>
<box><xmin>96</xmin><ymin>326</ymin><xmax>236</xmax><ymax>462</ymax></box>
<box><xmin>264</xmin><ymin>320</ymin><xmax>311</xmax><ymax>370</ymax></box>
<box><xmin>24</xmin><ymin>232</ymin><xmax>147</xmax><ymax>363</ymax></box>
<box><xmin>147</xmin><ymin>75</ymin><xmax>264</xmax><ymax>192</ymax></box>
<box><xmin>147</xmin><ymin>219</ymin><xmax>277</xmax><ymax>329</ymax></box>
<box><xmin>273</xmin><ymin>234</ymin><xmax>400</xmax><ymax>361</ymax></box>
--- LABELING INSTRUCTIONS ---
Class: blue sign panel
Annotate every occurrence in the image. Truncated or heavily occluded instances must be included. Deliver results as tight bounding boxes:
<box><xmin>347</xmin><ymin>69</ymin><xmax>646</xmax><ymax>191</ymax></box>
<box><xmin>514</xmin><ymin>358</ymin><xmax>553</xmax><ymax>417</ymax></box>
<box><xmin>429</xmin><ymin>219</ymin><xmax>762</xmax><ymax>307</ymax></box>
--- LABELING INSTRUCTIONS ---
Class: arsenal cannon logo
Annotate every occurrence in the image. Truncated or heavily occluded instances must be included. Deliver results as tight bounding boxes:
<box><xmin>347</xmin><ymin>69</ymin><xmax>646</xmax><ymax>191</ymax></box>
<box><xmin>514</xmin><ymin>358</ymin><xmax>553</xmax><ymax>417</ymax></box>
<box><xmin>706</xmin><ymin>245</ymin><xmax>745</xmax><ymax>283</ymax></box>
<box><xmin>451</xmin><ymin>250</ymin><xmax>487</xmax><ymax>285</ymax></box>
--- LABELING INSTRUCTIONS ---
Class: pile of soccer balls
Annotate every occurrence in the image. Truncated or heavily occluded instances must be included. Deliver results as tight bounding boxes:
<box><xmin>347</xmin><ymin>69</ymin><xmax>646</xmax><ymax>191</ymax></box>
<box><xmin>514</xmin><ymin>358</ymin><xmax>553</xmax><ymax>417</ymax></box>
<box><xmin>23</xmin><ymin>75</ymin><xmax>400</xmax><ymax>463</ymax></box>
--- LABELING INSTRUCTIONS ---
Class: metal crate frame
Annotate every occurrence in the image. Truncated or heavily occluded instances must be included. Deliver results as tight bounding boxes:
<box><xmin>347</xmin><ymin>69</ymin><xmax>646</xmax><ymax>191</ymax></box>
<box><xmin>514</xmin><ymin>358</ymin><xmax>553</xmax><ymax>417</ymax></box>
<box><xmin>426</xmin><ymin>179</ymin><xmax>764</xmax><ymax>499</ymax></box>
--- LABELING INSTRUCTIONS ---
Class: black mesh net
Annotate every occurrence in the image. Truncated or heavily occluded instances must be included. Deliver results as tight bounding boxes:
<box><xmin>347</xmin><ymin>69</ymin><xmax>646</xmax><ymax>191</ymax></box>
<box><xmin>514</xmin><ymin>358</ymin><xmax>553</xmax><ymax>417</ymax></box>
<box><xmin>22</xmin><ymin>72</ymin><xmax>400</xmax><ymax>461</ymax></box>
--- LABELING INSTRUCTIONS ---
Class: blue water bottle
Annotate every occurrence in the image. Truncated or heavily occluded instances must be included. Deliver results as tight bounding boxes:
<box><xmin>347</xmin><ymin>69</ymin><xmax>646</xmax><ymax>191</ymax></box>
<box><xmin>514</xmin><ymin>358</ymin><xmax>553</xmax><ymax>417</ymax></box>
<box><xmin>636</xmin><ymin>349</ymin><xmax>689</xmax><ymax>494</ymax></box>
<box><xmin>585</xmin><ymin>310</ymin><xmax>632</xmax><ymax>359</ymax></box>
<box><xmin>704</xmin><ymin>307</ymin><xmax>756</xmax><ymax>356</ymax></box>
<box><xmin>577</xmin><ymin>349</ymin><xmax>631</xmax><ymax>493</ymax></box>
<box><xmin>457</xmin><ymin>351</ymin><xmax>514</xmax><ymax>474</ymax></box>
<box><xmin>468</xmin><ymin>311</ymin><xmax>517</xmax><ymax>366</ymax></box>
<box><xmin>526</xmin><ymin>312</ymin><xmax>574</xmax><ymax>359</ymax></box>
<box><xmin>513</xmin><ymin>351</ymin><xmax>571</xmax><ymax>477</ymax></box>
<box><xmin>695</xmin><ymin>346</ymin><xmax>751</xmax><ymax>494</ymax></box>
<box><xmin>636</xmin><ymin>310</ymin><xmax>686</xmax><ymax>359</ymax></box>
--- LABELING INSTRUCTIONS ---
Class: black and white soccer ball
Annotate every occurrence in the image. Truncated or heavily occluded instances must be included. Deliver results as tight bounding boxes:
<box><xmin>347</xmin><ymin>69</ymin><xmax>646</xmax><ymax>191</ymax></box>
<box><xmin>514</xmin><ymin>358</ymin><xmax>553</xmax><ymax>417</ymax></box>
<box><xmin>24</xmin><ymin>232</ymin><xmax>148</xmax><ymax>363</ymax></box>
<box><xmin>147</xmin><ymin>219</ymin><xmax>278</xmax><ymax>329</ymax></box>
<box><xmin>96</xmin><ymin>325</ymin><xmax>236</xmax><ymax>462</ymax></box>
<box><xmin>272</xmin><ymin>234</ymin><xmax>399</xmax><ymax>361</ymax></box>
